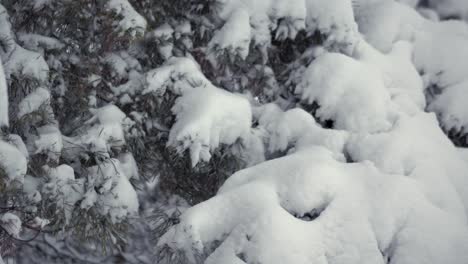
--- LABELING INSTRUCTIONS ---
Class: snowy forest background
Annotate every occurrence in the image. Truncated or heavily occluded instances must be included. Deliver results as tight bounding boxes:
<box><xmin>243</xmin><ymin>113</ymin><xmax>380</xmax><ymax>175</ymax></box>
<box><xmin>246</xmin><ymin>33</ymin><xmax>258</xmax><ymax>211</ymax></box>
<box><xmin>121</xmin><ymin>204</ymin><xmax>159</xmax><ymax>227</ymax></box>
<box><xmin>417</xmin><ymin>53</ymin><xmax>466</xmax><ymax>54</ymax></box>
<box><xmin>1</xmin><ymin>0</ymin><xmax>468</xmax><ymax>263</ymax></box>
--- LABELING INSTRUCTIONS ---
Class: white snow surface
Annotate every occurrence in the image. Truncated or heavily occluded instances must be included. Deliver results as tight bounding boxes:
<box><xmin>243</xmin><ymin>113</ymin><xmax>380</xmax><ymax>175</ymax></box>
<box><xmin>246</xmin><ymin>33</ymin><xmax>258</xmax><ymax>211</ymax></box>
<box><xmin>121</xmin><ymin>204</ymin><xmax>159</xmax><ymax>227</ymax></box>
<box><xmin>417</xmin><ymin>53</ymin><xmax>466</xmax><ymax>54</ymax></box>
<box><xmin>159</xmin><ymin>147</ymin><xmax>468</xmax><ymax>264</ymax></box>
<box><xmin>255</xmin><ymin>104</ymin><xmax>348</xmax><ymax>159</ymax></box>
<box><xmin>4</xmin><ymin>45</ymin><xmax>49</xmax><ymax>82</ymax></box>
<box><xmin>348</xmin><ymin>0</ymin><xmax>468</xmax><ymax>133</ymax></box>
<box><xmin>18</xmin><ymin>33</ymin><xmax>64</xmax><ymax>53</ymax></box>
<box><xmin>208</xmin><ymin>8</ymin><xmax>251</xmax><ymax>59</ymax></box>
<box><xmin>144</xmin><ymin>57</ymin><xmax>209</xmax><ymax>95</ymax></box>
<box><xmin>347</xmin><ymin>112</ymin><xmax>468</xmax><ymax>221</ymax></box>
<box><xmin>0</xmin><ymin>213</ymin><xmax>22</xmax><ymax>238</ymax></box>
<box><xmin>158</xmin><ymin>3</ymin><xmax>468</xmax><ymax>262</ymax></box>
<box><xmin>106</xmin><ymin>0</ymin><xmax>147</xmax><ymax>37</ymax></box>
<box><xmin>0</xmin><ymin>140</ymin><xmax>28</xmax><ymax>185</ymax></box>
<box><xmin>168</xmin><ymin>86</ymin><xmax>252</xmax><ymax>167</ymax></box>
<box><xmin>296</xmin><ymin>51</ymin><xmax>396</xmax><ymax>133</ymax></box>
<box><xmin>17</xmin><ymin>87</ymin><xmax>51</xmax><ymax>119</ymax></box>
<box><xmin>42</xmin><ymin>165</ymin><xmax>84</xmax><ymax>224</ymax></box>
<box><xmin>34</xmin><ymin>125</ymin><xmax>63</xmax><ymax>162</ymax></box>
<box><xmin>214</xmin><ymin>0</ymin><xmax>358</xmax><ymax>55</ymax></box>
<box><xmin>81</xmin><ymin>159</ymin><xmax>139</xmax><ymax>223</ymax></box>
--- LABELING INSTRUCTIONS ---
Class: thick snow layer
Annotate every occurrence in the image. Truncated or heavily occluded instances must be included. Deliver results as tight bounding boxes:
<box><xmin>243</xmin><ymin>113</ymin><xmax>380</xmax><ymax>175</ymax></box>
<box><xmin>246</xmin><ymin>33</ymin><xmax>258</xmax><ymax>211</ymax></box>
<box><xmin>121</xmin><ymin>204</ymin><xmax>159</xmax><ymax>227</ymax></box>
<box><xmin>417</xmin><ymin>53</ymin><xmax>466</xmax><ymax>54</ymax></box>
<box><xmin>88</xmin><ymin>104</ymin><xmax>127</xmax><ymax>125</ymax></box>
<box><xmin>168</xmin><ymin>86</ymin><xmax>252</xmax><ymax>166</ymax></box>
<box><xmin>255</xmin><ymin>104</ymin><xmax>348</xmax><ymax>159</ymax></box>
<box><xmin>296</xmin><ymin>52</ymin><xmax>396</xmax><ymax>133</ymax></box>
<box><xmin>68</xmin><ymin>104</ymin><xmax>132</xmax><ymax>154</ymax></box>
<box><xmin>305</xmin><ymin>0</ymin><xmax>359</xmax><ymax>53</ymax></box>
<box><xmin>208</xmin><ymin>8</ymin><xmax>251</xmax><ymax>59</ymax></box>
<box><xmin>106</xmin><ymin>0</ymin><xmax>147</xmax><ymax>37</ymax></box>
<box><xmin>217</xmin><ymin>0</ymin><xmax>306</xmax><ymax>23</ymax></box>
<box><xmin>0</xmin><ymin>57</ymin><xmax>8</xmax><ymax>127</ymax></box>
<box><xmin>4</xmin><ymin>45</ymin><xmax>49</xmax><ymax>82</ymax></box>
<box><xmin>354</xmin><ymin>0</ymin><xmax>424</xmax><ymax>52</ymax></box>
<box><xmin>427</xmin><ymin>80</ymin><xmax>468</xmax><ymax>134</ymax></box>
<box><xmin>17</xmin><ymin>87</ymin><xmax>50</xmax><ymax>119</ymax></box>
<box><xmin>414</xmin><ymin>32</ymin><xmax>468</xmax><ymax>89</ymax></box>
<box><xmin>0</xmin><ymin>140</ymin><xmax>28</xmax><ymax>185</ymax></box>
<box><xmin>410</xmin><ymin>26</ymin><xmax>468</xmax><ymax>132</ymax></box>
<box><xmin>216</xmin><ymin>0</ymin><xmax>357</xmax><ymax>53</ymax></box>
<box><xmin>353</xmin><ymin>40</ymin><xmax>425</xmax><ymax>113</ymax></box>
<box><xmin>159</xmin><ymin>146</ymin><xmax>468</xmax><ymax>264</ymax></box>
<box><xmin>350</xmin><ymin>2</ymin><xmax>468</xmax><ymax>132</ymax></box>
<box><xmin>144</xmin><ymin>57</ymin><xmax>209</xmax><ymax>95</ymax></box>
<box><xmin>6</xmin><ymin>134</ymin><xmax>29</xmax><ymax>159</ymax></box>
<box><xmin>459</xmin><ymin>148</ymin><xmax>468</xmax><ymax>164</ymax></box>
<box><xmin>347</xmin><ymin>112</ymin><xmax>468</xmax><ymax>220</ymax></box>
<box><xmin>0</xmin><ymin>213</ymin><xmax>22</xmax><ymax>238</ymax></box>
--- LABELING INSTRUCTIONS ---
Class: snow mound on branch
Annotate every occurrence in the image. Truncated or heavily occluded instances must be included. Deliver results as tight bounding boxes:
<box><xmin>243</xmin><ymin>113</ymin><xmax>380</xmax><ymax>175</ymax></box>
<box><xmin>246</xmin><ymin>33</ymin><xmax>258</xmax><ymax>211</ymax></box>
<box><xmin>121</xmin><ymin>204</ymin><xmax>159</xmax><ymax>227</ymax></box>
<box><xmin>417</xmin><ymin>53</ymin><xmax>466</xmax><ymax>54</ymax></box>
<box><xmin>17</xmin><ymin>87</ymin><xmax>50</xmax><ymax>119</ymax></box>
<box><xmin>427</xmin><ymin>80</ymin><xmax>468</xmax><ymax>134</ymax></box>
<box><xmin>34</xmin><ymin>125</ymin><xmax>63</xmax><ymax>162</ymax></box>
<box><xmin>103</xmin><ymin>51</ymin><xmax>142</xmax><ymax>81</ymax></box>
<box><xmin>0</xmin><ymin>213</ymin><xmax>22</xmax><ymax>238</ymax></box>
<box><xmin>209</xmin><ymin>8</ymin><xmax>251</xmax><ymax>59</ymax></box>
<box><xmin>353</xmin><ymin>1</ymin><xmax>468</xmax><ymax>133</ymax></box>
<box><xmin>0</xmin><ymin>57</ymin><xmax>8</xmax><ymax>127</ymax></box>
<box><xmin>18</xmin><ymin>33</ymin><xmax>64</xmax><ymax>53</ymax></box>
<box><xmin>159</xmin><ymin>147</ymin><xmax>468</xmax><ymax>264</ymax></box>
<box><xmin>217</xmin><ymin>0</ymin><xmax>306</xmax><ymax>24</ymax></box>
<box><xmin>414</xmin><ymin>32</ymin><xmax>468</xmax><ymax>90</ymax></box>
<box><xmin>255</xmin><ymin>104</ymin><xmax>348</xmax><ymax>158</ymax></box>
<box><xmin>63</xmin><ymin>104</ymin><xmax>133</xmax><ymax>164</ymax></box>
<box><xmin>0</xmin><ymin>4</ymin><xmax>15</xmax><ymax>57</ymax></box>
<box><xmin>353</xmin><ymin>40</ymin><xmax>425</xmax><ymax>114</ymax></box>
<box><xmin>296</xmin><ymin>52</ymin><xmax>396</xmax><ymax>133</ymax></box>
<box><xmin>215</xmin><ymin>0</ymin><xmax>358</xmax><ymax>55</ymax></box>
<box><xmin>6</xmin><ymin>134</ymin><xmax>28</xmax><ymax>159</ymax></box>
<box><xmin>0</xmin><ymin>140</ymin><xmax>27</xmax><ymax>185</ymax></box>
<box><xmin>347</xmin><ymin>112</ymin><xmax>468</xmax><ymax>221</ymax></box>
<box><xmin>81</xmin><ymin>159</ymin><xmax>138</xmax><ymax>223</ymax></box>
<box><xmin>88</xmin><ymin>104</ymin><xmax>128</xmax><ymax>125</ymax></box>
<box><xmin>4</xmin><ymin>45</ymin><xmax>49</xmax><ymax>82</ymax></box>
<box><xmin>354</xmin><ymin>0</ymin><xmax>424</xmax><ymax>52</ymax></box>
<box><xmin>305</xmin><ymin>0</ymin><xmax>359</xmax><ymax>52</ymax></box>
<box><xmin>118</xmin><ymin>152</ymin><xmax>139</xmax><ymax>180</ymax></box>
<box><xmin>144</xmin><ymin>57</ymin><xmax>209</xmax><ymax>95</ymax></box>
<box><xmin>151</xmin><ymin>23</ymin><xmax>174</xmax><ymax>39</ymax></box>
<box><xmin>168</xmin><ymin>86</ymin><xmax>252</xmax><ymax>167</ymax></box>
<box><xmin>42</xmin><ymin>165</ymin><xmax>84</xmax><ymax>224</ymax></box>
<box><xmin>106</xmin><ymin>0</ymin><xmax>147</xmax><ymax>37</ymax></box>
<box><xmin>412</xmin><ymin>31</ymin><xmax>468</xmax><ymax>133</ymax></box>
<box><xmin>78</xmin><ymin>104</ymin><xmax>133</xmax><ymax>149</ymax></box>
